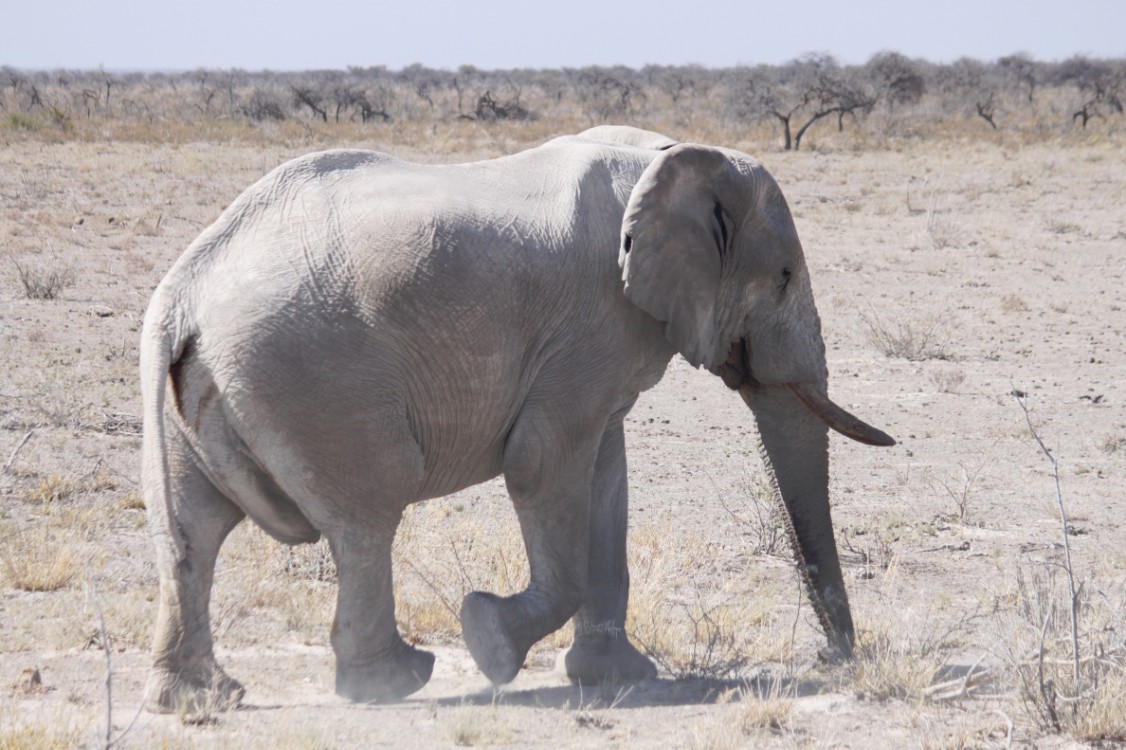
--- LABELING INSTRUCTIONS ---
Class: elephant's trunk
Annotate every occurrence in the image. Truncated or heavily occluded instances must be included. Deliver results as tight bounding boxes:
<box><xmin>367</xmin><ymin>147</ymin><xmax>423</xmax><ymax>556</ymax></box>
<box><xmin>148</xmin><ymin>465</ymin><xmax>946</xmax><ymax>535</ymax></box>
<box><xmin>712</xmin><ymin>337</ymin><xmax>894</xmax><ymax>657</ymax></box>
<box><xmin>737</xmin><ymin>381</ymin><xmax>855</xmax><ymax>658</ymax></box>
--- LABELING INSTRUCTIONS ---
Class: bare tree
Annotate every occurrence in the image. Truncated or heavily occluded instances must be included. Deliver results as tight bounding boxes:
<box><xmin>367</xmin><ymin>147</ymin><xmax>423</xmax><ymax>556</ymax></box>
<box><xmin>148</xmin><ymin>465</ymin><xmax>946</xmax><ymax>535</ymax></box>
<box><xmin>1052</xmin><ymin>56</ymin><xmax>1124</xmax><ymax>128</ymax></box>
<box><xmin>1</xmin><ymin>68</ymin><xmax>45</xmax><ymax>112</ymax></box>
<box><xmin>570</xmin><ymin>66</ymin><xmax>644</xmax><ymax>119</ymax></box>
<box><xmin>193</xmin><ymin>69</ymin><xmax>218</xmax><ymax>116</ymax></box>
<box><xmin>473</xmin><ymin>89</ymin><xmax>533</xmax><ymax>121</ymax></box>
<box><xmin>864</xmin><ymin>51</ymin><xmax>925</xmax><ymax>109</ymax></box>
<box><xmin>735</xmin><ymin>55</ymin><xmax>876</xmax><ymax>150</ymax></box>
<box><xmin>351</xmin><ymin>87</ymin><xmax>393</xmax><ymax>123</ymax></box>
<box><xmin>452</xmin><ymin>64</ymin><xmax>479</xmax><ymax>117</ymax></box>
<box><xmin>291</xmin><ymin>85</ymin><xmax>328</xmax><ymax>122</ymax></box>
<box><xmin>98</xmin><ymin>67</ymin><xmax>116</xmax><ymax>114</ymax></box>
<box><xmin>399</xmin><ymin>64</ymin><xmax>448</xmax><ymax>111</ymax></box>
<box><xmin>999</xmin><ymin>52</ymin><xmax>1039</xmax><ymax>103</ymax></box>
<box><xmin>242</xmin><ymin>88</ymin><xmax>286</xmax><ymax>121</ymax></box>
<box><xmin>732</xmin><ymin>65</ymin><xmax>803</xmax><ymax>150</ymax></box>
<box><xmin>937</xmin><ymin>57</ymin><xmax>1000</xmax><ymax>130</ymax></box>
<box><xmin>645</xmin><ymin>64</ymin><xmax>712</xmax><ymax>106</ymax></box>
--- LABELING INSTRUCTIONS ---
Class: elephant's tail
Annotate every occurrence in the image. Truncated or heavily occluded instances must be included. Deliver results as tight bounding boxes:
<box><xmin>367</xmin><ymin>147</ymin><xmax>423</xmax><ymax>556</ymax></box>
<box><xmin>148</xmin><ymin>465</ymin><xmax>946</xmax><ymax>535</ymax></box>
<box><xmin>139</xmin><ymin>281</ymin><xmax>193</xmax><ymax>563</ymax></box>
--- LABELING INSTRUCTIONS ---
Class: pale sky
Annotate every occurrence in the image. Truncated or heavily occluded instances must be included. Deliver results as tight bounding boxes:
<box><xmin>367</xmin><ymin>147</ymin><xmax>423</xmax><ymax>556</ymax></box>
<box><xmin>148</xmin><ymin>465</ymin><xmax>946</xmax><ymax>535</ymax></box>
<box><xmin>5</xmin><ymin>0</ymin><xmax>1123</xmax><ymax>72</ymax></box>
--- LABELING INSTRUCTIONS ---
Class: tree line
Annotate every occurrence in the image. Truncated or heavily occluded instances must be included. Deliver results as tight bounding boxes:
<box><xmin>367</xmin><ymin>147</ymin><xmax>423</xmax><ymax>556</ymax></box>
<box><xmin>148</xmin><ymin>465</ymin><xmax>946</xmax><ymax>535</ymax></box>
<box><xmin>2</xmin><ymin>53</ymin><xmax>1123</xmax><ymax>147</ymax></box>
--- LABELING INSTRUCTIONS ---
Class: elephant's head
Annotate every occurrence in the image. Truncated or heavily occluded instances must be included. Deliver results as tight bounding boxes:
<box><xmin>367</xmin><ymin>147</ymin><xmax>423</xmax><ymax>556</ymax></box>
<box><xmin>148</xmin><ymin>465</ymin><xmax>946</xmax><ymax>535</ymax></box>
<box><xmin>619</xmin><ymin>144</ymin><xmax>894</xmax><ymax>658</ymax></box>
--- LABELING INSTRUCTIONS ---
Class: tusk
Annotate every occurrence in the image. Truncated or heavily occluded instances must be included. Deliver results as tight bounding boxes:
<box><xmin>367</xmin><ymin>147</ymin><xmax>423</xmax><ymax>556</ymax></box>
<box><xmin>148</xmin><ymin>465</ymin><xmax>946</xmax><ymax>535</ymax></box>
<box><xmin>787</xmin><ymin>382</ymin><xmax>896</xmax><ymax>447</ymax></box>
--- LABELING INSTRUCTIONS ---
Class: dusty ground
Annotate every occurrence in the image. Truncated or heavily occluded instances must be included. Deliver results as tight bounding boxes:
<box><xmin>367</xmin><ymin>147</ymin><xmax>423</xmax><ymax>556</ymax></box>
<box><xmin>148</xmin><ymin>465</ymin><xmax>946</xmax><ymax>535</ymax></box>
<box><xmin>1</xmin><ymin>125</ymin><xmax>1124</xmax><ymax>748</ymax></box>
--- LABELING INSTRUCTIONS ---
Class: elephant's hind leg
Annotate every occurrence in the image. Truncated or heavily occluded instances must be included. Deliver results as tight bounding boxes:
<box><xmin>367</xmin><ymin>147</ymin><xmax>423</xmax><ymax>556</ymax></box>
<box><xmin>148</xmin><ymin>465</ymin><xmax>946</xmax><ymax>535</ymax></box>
<box><xmin>564</xmin><ymin>421</ymin><xmax>657</xmax><ymax>684</ymax></box>
<box><xmin>145</xmin><ymin>431</ymin><xmax>245</xmax><ymax>713</ymax></box>
<box><xmin>326</xmin><ymin>519</ymin><xmax>435</xmax><ymax>702</ymax></box>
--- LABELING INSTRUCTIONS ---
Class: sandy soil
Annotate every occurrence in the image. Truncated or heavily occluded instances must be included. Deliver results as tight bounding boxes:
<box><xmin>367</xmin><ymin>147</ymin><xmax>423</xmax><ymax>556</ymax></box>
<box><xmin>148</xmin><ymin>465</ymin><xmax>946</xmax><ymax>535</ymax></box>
<box><xmin>1</xmin><ymin>130</ymin><xmax>1123</xmax><ymax>748</ymax></box>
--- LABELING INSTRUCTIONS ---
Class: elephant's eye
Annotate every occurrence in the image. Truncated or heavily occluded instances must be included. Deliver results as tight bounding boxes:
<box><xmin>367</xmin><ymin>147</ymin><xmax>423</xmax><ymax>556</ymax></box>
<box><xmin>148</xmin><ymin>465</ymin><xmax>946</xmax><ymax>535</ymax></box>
<box><xmin>780</xmin><ymin>267</ymin><xmax>792</xmax><ymax>291</ymax></box>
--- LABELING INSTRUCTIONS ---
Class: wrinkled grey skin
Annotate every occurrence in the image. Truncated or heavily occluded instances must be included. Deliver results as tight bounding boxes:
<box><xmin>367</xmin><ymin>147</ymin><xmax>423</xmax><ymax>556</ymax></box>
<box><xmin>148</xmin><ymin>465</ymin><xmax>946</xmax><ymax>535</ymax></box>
<box><xmin>140</xmin><ymin>126</ymin><xmax>893</xmax><ymax>711</ymax></box>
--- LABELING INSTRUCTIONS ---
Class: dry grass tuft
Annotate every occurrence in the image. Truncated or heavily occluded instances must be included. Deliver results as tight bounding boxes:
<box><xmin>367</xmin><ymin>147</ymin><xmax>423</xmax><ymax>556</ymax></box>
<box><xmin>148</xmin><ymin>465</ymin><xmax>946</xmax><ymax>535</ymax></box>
<box><xmin>851</xmin><ymin>624</ymin><xmax>943</xmax><ymax>701</ymax></box>
<box><xmin>1070</xmin><ymin>669</ymin><xmax>1126</xmax><ymax>743</ymax></box>
<box><xmin>683</xmin><ymin>688</ymin><xmax>796</xmax><ymax>750</ymax></box>
<box><xmin>211</xmin><ymin>525</ymin><xmax>335</xmax><ymax>643</ymax></box>
<box><xmin>848</xmin><ymin>606</ymin><xmax>977</xmax><ymax>703</ymax></box>
<box><xmin>626</xmin><ymin>522</ymin><xmax>779</xmax><ymax>679</ymax></box>
<box><xmin>445</xmin><ymin>703</ymin><xmax>511</xmax><ymax>747</ymax></box>
<box><xmin>393</xmin><ymin>496</ymin><xmax>529</xmax><ymax>644</ymax></box>
<box><xmin>0</xmin><ymin>718</ymin><xmax>82</xmax><ymax>750</ymax></box>
<box><xmin>0</xmin><ymin>521</ymin><xmax>86</xmax><ymax>592</ymax></box>
<box><xmin>738</xmin><ymin>693</ymin><xmax>795</xmax><ymax>735</ymax></box>
<box><xmin>26</xmin><ymin>475</ymin><xmax>76</xmax><ymax>505</ymax></box>
<box><xmin>1045</xmin><ymin>219</ymin><xmax>1083</xmax><ymax>236</ymax></box>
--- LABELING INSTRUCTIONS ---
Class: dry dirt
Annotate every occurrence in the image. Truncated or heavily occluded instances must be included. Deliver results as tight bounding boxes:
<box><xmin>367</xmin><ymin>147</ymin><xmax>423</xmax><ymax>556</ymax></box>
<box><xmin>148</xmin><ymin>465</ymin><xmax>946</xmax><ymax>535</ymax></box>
<box><xmin>1</xmin><ymin>126</ymin><xmax>1124</xmax><ymax>748</ymax></box>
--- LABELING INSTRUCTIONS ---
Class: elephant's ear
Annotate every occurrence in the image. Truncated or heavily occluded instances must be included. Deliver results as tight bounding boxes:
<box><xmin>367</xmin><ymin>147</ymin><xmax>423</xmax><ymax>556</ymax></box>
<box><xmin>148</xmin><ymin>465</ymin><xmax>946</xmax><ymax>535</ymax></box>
<box><xmin>620</xmin><ymin>144</ymin><xmax>739</xmax><ymax>368</ymax></box>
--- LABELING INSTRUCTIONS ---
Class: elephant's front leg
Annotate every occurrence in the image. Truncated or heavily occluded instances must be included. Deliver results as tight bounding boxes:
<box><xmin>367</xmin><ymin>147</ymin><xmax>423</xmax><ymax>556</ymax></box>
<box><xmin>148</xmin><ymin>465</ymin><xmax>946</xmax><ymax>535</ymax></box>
<box><xmin>326</xmin><ymin>518</ymin><xmax>435</xmax><ymax>702</ymax></box>
<box><xmin>564</xmin><ymin>421</ymin><xmax>657</xmax><ymax>684</ymax></box>
<box><xmin>461</xmin><ymin>412</ymin><xmax>599</xmax><ymax>684</ymax></box>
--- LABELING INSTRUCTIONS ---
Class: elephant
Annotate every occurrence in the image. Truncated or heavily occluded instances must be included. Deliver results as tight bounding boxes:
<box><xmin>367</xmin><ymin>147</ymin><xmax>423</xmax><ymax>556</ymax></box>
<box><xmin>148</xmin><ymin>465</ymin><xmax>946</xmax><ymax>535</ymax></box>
<box><xmin>139</xmin><ymin>125</ymin><xmax>893</xmax><ymax>711</ymax></box>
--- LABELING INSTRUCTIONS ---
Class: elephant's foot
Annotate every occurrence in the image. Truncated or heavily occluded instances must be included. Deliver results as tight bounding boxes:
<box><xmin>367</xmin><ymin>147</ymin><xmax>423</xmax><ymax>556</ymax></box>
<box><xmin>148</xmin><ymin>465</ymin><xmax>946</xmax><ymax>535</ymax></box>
<box><xmin>817</xmin><ymin>642</ymin><xmax>854</xmax><ymax>666</ymax></box>
<box><xmin>145</xmin><ymin>662</ymin><xmax>245</xmax><ymax>714</ymax></box>
<box><xmin>565</xmin><ymin>636</ymin><xmax>658</xmax><ymax>685</ymax></box>
<box><xmin>461</xmin><ymin>591</ymin><xmax>528</xmax><ymax>684</ymax></box>
<box><xmin>335</xmin><ymin>641</ymin><xmax>435</xmax><ymax>703</ymax></box>
<box><xmin>817</xmin><ymin>627</ymin><xmax>855</xmax><ymax>665</ymax></box>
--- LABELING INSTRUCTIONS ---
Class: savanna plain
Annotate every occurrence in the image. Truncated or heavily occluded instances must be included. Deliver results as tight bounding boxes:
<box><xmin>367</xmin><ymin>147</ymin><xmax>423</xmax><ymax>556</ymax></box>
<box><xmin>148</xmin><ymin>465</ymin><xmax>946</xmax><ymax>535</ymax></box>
<box><xmin>1</xmin><ymin>99</ymin><xmax>1125</xmax><ymax>747</ymax></box>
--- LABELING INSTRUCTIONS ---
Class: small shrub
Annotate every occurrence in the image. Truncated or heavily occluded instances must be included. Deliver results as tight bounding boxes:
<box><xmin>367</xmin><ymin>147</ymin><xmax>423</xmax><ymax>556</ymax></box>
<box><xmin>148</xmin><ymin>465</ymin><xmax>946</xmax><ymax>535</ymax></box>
<box><xmin>9</xmin><ymin>255</ymin><xmax>76</xmax><ymax>300</ymax></box>
<box><xmin>1000</xmin><ymin>294</ymin><xmax>1029</xmax><ymax>312</ymax></box>
<box><xmin>998</xmin><ymin>562</ymin><xmax>1126</xmax><ymax>742</ymax></box>
<box><xmin>929</xmin><ymin>367</ymin><xmax>966</xmax><ymax>394</ymax></box>
<box><xmin>924</xmin><ymin>188</ymin><xmax>965</xmax><ymax>249</ymax></box>
<box><xmin>2</xmin><ymin>113</ymin><xmax>40</xmax><ymax>131</ymax></box>
<box><xmin>860</xmin><ymin>309</ymin><xmax>948</xmax><ymax>361</ymax></box>
<box><xmin>719</xmin><ymin>474</ymin><xmax>787</xmax><ymax>557</ymax></box>
<box><xmin>1100</xmin><ymin>435</ymin><xmax>1126</xmax><ymax>454</ymax></box>
<box><xmin>627</xmin><ymin>533</ymin><xmax>773</xmax><ymax>680</ymax></box>
<box><xmin>632</xmin><ymin>598</ymin><xmax>751</xmax><ymax>679</ymax></box>
<box><xmin>927</xmin><ymin>212</ymin><xmax>964</xmax><ymax>249</ymax></box>
<box><xmin>1046</xmin><ymin>220</ymin><xmax>1083</xmax><ymax>236</ymax></box>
